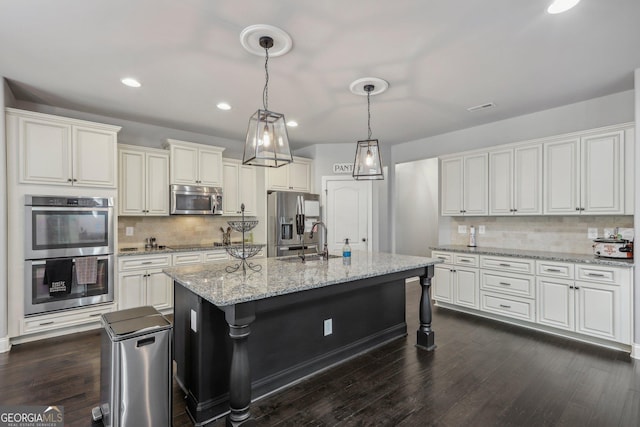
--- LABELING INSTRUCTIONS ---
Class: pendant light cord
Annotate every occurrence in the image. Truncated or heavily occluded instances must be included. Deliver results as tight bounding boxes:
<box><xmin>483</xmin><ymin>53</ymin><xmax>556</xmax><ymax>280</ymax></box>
<box><xmin>263</xmin><ymin>45</ymin><xmax>270</xmax><ymax>110</ymax></box>
<box><xmin>367</xmin><ymin>89</ymin><xmax>372</xmax><ymax>140</ymax></box>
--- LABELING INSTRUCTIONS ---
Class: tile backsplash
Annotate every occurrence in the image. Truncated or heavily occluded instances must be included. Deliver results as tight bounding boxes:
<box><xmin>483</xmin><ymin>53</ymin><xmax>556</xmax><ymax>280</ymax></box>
<box><xmin>448</xmin><ymin>216</ymin><xmax>634</xmax><ymax>255</ymax></box>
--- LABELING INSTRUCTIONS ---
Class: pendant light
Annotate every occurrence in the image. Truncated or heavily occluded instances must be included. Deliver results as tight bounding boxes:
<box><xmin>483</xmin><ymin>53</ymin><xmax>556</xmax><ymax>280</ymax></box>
<box><xmin>351</xmin><ymin>78</ymin><xmax>387</xmax><ymax>180</ymax></box>
<box><xmin>242</xmin><ymin>27</ymin><xmax>293</xmax><ymax>168</ymax></box>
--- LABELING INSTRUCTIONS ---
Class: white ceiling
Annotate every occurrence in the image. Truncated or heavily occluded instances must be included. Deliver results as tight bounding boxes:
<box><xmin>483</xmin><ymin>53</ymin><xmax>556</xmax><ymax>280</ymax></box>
<box><xmin>1</xmin><ymin>1</ymin><xmax>639</xmax><ymax>149</ymax></box>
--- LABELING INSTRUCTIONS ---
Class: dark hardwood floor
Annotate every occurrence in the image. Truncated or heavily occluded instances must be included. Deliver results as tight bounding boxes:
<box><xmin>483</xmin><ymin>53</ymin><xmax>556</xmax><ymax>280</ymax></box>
<box><xmin>1</xmin><ymin>282</ymin><xmax>638</xmax><ymax>426</ymax></box>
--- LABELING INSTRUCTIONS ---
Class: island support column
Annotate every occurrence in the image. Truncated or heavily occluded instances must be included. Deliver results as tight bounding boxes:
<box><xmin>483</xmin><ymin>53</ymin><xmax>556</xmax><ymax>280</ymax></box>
<box><xmin>416</xmin><ymin>265</ymin><xmax>436</xmax><ymax>351</ymax></box>
<box><xmin>224</xmin><ymin>303</ymin><xmax>257</xmax><ymax>427</ymax></box>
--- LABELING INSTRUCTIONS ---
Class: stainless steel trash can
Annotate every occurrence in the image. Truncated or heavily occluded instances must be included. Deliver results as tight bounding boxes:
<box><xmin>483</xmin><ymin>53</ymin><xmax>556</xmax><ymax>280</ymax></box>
<box><xmin>97</xmin><ymin>306</ymin><xmax>172</xmax><ymax>427</ymax></box>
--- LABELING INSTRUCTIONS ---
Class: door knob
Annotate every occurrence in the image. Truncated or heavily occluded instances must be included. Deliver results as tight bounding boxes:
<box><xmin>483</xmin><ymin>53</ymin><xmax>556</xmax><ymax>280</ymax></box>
<box><xmin>362</xmin><ymin>238</ymin><xmax>366</xmax><ymax>242</ymax></box>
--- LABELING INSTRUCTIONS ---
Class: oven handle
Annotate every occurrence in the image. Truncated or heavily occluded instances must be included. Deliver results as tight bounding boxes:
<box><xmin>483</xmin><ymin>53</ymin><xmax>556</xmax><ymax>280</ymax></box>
<box><xmin>171</xmin><ymin>192</ymin><xmax>177</xmax><ymax>214</ymax></box>
<box><xmin>30</xmin><ymin>255</ymin><xmax>111</xmax><ymax>266</ymax></box>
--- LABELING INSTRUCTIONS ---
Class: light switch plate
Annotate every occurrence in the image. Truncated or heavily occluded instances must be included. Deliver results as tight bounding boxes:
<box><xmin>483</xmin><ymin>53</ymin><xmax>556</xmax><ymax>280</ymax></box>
<box><xmin>190</xmin><ymin>309</ymin><xmax>197</xmax><ymax>333</ymax></box>
<box><xmin>458</xmin><ymin>225</ymin><xmax>467</xmax><ymax>234</ymax></box>
<box><xmin>125</xmin><ymin>226</ymin><xmax>134</xmax><ymax>236</ymax></box>
<box><xmin>588</xmin><ymin>228</ymin><xmax>598</xmax><ymax>239</ymax></box>
<box><xmin>479</xmin><ymin>225</ymin><xmax>486</xmax><ymax>234</ymax></box>
<box><xmin>324</xmin><ymin>318</ymin><xmax>333</xmax><ymax>336</ymax></box>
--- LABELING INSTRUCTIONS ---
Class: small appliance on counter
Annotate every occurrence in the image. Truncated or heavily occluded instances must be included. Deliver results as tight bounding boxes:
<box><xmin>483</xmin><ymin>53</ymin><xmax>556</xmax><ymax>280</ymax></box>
<box><xmin>593</xmin><ymin>228</ymin><xmax>634</xmax><ymax>259</ymax></box>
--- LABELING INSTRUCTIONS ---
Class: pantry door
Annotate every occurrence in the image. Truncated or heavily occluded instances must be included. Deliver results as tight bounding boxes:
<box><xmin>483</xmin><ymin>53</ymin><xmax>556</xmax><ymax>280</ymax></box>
<box><xmin>323</xmin><ymin>177</ymin><xmax>372</xmax><ymax>253</ymax></box>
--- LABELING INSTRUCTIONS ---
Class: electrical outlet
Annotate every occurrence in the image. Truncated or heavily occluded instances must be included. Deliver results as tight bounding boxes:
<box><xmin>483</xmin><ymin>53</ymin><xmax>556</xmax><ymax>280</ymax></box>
<box><xmin>458</xmin><ymin>225</ymin><xmax>467</xmax><ymax>234</ymax></box>
<box><xmin>479</xmin><ymin>225</ymin><xmax>486</xmax><ymax>234</ymax></box>
<box><xmin>125</xmin><ymin>226</ymin><xmax>134</xmax><ymax>236</ymax></box>
<box><xmin>323</xmin><ymin>318</ymin><xmax>333</xmax><ymax>336</ymax></box>
<box><xmin>587</xmin><ymin>228</ymin><xmax>598</xmax><ymax>239</ymax></box>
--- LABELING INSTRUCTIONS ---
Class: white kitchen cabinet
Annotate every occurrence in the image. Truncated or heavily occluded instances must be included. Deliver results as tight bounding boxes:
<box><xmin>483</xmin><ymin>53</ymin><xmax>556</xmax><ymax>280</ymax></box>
<box><xmin>544</xmin><ymin>130</ymin><xmax>625</xmax><ymax>215</ymax></box>
<box><xmin>7</xmin><ymin>108</ymin><xmax>120</xmax><ymax>188</ymax></box>
<box><xmin>167</xmin><ymin>139</ymin><xmax>225</xmax><ymax>186</ymax></box>
<box><xmin>223</xmin><ymin>159</ymin><xmax>257</xmax><ymax>216</ymax></box>
<box><xmin>489</xmin><ymin>144</ymin><xmax>542</xmax><ymax>215</ymax></box>
<box><xmin>118</xmin><ymin>254</ymin><xmax>172</xmax><ymax>312</ymax></box>
<box><xmin>432</xmin><ymin>251</ymin><xmax>479</xmax><ymax>309</ymax></box>
<box><xmin>22</xmin><ymin>303</ymin><xmax>116</xmax><ymax>335</ymax></box>
<box><xmin>433</xmin><ymin>265</ymin><xmax>454</xmax><ymax>303</ymax></box>
<box><xmin>440</xmin><ymin>153</ymin><xmax>488</xmax><ymax>216</ymax></box>
<box><xmin>118</xmin><ymin>145</ymin><xmax>169</xmax><ymax>216</ymax></box>
<box><xmin>266</xmin><ymin>156</ymin><xmax>312</xmax><ymax>192</ymax></box>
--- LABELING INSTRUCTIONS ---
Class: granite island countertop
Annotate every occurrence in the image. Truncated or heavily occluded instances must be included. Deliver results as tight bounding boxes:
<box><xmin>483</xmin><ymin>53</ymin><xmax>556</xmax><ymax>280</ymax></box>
<box><xmin>431</xmin><ymin>245</ymin><xmax>634</xmax><ymax>268</ymax></box>
<box><xmin>163</xmin><ymin>251</ymin><xmax>442</xmax><ymax>306</ymax></box>
<box><xmin>118</xmin><ymin>242</ymin><xmax>261</xmax><ymax>256</ymax></box>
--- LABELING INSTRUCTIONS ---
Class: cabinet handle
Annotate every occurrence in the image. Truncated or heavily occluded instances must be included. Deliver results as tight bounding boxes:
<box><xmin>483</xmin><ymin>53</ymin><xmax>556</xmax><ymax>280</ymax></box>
<box><xmin>498</xmin><ymin>282</ymin><xmax>511</xmax><ymax>286</ymax></box>
<box><xmin>89</xmin><ymin>313</ymin><xmax>102</xmax><ymax>317</ymax></box>
<box><xmin>141</xmin><ymin>261</ymin><xmax>153</xmax><ymax>265</ymax></box>
<box><xmin>574</xmin><ymin>286</ymin><xmax>580</xmax><ymax>290</ymax></box>
<box><xmin>546</xmin><ymin>268</ymin><xmax>562</xmax><ymax>272</ymax></box>
<box><xmin>67</xmin><ymin>178</ymin><xmax>73</xmax><ymax>182</ymax></box>
<box><xmin>569</xmin><ymin>285</ymin><xmax>574</xmax><ymax>289</ymax></box>
<box><xmin>575</xmin><ymin>207</ymin><xmax>580</xmax><ymax>211</ymax></box>
<box><xmin>73</xmin><ymin>178</ymin><xmax>78</xmax><ymax>182</ymax></box>
<box><xmin>39</xmin><ymin>321</ymin><xmax>55</xmax><ymax>326</ymax></box>
<box><xmin>499</xmin><ymin>304</ymin><xmax>511</xmax><ymax>309</ymax></box>
<box><xmin>459</xmin><ymin>259</ymin><xmax>471</xmax><ymax>262</ymax></box>
<box><xmin>437</xmin><ymin>257</ymin><xmax>447</xmax><ymax>260</ymax></box>
<box><xmin>587</xmin><ymin>273</ymin><xmax>605</xmax><ymax>277</ymax></box>
<box><xmin>580</xmin><ymin>207</ymin><xmax>585</xmax><ymax>211</ymax></box>
<box><xmin>498</xmin><ymin>263</ymin><xmax>511</xmax><ymax>267</ymax></box>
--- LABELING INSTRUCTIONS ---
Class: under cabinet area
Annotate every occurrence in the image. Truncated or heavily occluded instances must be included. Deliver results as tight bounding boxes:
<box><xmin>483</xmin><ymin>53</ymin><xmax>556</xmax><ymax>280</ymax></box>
<box><xmin>432</xmin><ymin>249</ymin><xmax>633</xmax><ymax>350</ymax></box>
<box><xmin>266</xmin><ymin>156</ymin><xmax>312</xmax><ymax>192</ymax></box>
<box><xmin>6</xmin><ymin>108</ymin><xmax>120</xmax><ymax>188</ymax></box>
<box><xmin>167</xmin><ymin>138</ymin><xmax>225</xmax><ymax>186</ymax></box>
<box><xmin>118</xmin><ymin>144</ymin><xmax>169</xmax><ymax>216</ymax></box>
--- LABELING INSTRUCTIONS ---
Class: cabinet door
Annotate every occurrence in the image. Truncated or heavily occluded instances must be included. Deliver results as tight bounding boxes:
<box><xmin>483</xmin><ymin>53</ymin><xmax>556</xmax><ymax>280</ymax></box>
<box><xmin>223</xmin><ymin>162</ymin><xmax>240</xmax><ymax>215</ymax></box>
<box><xmin>463</xmin><ymin>153</ymin><xmax>488</xmax><ymax>215</ymax></box>
<box><xmin>489</xmin><ymin>149</ymin><xmax>513</xmax><ymax>215</ymax></box>
<box><xmin>118</xmin><ymin>271</ymin><xmax>146</xmax><ymax>310</ymax></box>
<box><xmin>453</xmin><ymin>267</ymin><xmax>478</xmax><ymax>309</ymax></box>
<box><xmin>198</xmin><ymin>148</ymin><xmax>223</xmax><ymax>186</ymax></box>
<box><xmin>72</xmin><ymin>126</ymin><xmax>117</xmax><ymax>187</ymax></box>
<box><xmin>289</xmin><ymin>161</ymin><xmax>310</xmax><ymax>192</ymax></box>
<box><xmin>536</xmin><ymin>277</ymin><xmax>574</xmax><ymax>331</ymax></box>
<box><xmin>146</xmin><ymin>270</ymin><xmax>173</xmax><ymax>311</ymax></box>
<box><xmin>440</xmin><ymin>157</ymin><xmax>464</xmax><ymax>215</ymax></box>
<box><xmin>146</xmin><ymin>152</ymin><xmax>170</xmax><ymax>215</ymax></box>
<box><xmin>514</xmin><ymin>144</ymin><xmax>542</xmax><ymax>215</ymax></box>
<box><xmin>171</xmin><ymin>144</ymin><xmax>199</xmax><ymax>185</ymax></box>
<box><xmin>267</xmin><ymin>164</ymin><xmax>289</xmax><ymax>190</ymax></box>
<box><xmin>19</xmin><ymin>116</ymin><xmax>73</xmax><ymax>185</ymax></box>
<box><xmin>433</xmin><ymin>265</ymin><xmax>453</xmax><ymax>302</ymax></box>
<box><xmin>119</xmin><ymin>149</ymin><xmax>146</xmax><ymax>215</ymax></box>
<box><xmin>239</xmin><ymin>165</ymin><xmax>257</xmax><ymax>215</ymax></box>
<box><xmin>581</xmin><ymin>131</ymin><xmax>624</xmax><ymax>214</ymax></box>
<box><xmin>544</xmin><ymin>138</ymin><xmax>580</xmax><ymax>214</ymax></box>
<box><xmin>575</xmin><ymin>281</ymin><xmax>622</xmax><ymax>342</ymax></box>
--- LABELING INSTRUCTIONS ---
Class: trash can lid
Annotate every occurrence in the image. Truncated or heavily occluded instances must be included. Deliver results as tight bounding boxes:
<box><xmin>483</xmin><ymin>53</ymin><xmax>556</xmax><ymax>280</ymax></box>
<box><xmin>108</xmin><ymin>314</ymin><xmax>172</xmax><ymax>340</ymax></box>
<box><xmin>103</xmin><ymin>306</ymin><xmax>159</xmax><ymax>325</ymax></box>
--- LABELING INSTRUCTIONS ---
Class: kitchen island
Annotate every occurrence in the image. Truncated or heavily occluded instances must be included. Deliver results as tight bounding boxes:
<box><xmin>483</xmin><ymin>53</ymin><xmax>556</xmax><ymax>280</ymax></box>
<box><xmin>164</xmin><ymin>251</ymin><xmax>441</xmax><ymax>426</ymax></box>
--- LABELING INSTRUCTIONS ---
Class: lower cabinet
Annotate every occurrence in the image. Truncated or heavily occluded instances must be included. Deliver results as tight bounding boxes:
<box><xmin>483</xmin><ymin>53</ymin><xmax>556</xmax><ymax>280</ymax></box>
<box><xmin>118</xmin><ymin>254</ymin><xmax>173</xmax><ymax>312</ymax></box>
<box><xmin>22</xmin><ymin>303</ymin><xmax>116</xmax><ymax>335</ymax></box>
<box><xmin>432</xmin><ymin>253</ymin><xmax>479</xmax><ymax>309</ymax></box>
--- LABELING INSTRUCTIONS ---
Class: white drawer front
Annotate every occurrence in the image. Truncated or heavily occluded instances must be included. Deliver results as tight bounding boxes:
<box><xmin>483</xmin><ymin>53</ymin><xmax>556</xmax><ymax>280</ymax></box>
<box><xmin>203</xmin><ymin>250</ymin><xmax>228</xmax><ymax>263</ymax></box>
<box><xmin>454</xmin><ymin>253</ymin><xmax>479</xmax><ymax>267</ymax></box>
<box><xmin>172</xmin><ymin>252</ymin><xmax>204</xmax><ymax>266</ymax></box>
<box><xmin>575</xmin><ymin>265</ymin><xmax>621</xmax><ymax>285</ymax></box>
<box><xmin>23</xmin><ymin>304</ymin><xmax>115</xmax><ymax>334</ymax></box>
<box><xmin>481</xmin><ymin>256</ymin><xmax>534</xmax><ymax>274</ymax></box>
<box><xmin>119</xmin><ymin>255</ymin><xmax>172</xmax><ymax>271</ymax></box>
<box><xmin>481</xmin><ymin>271</ymin><xmax>535</xmax><ymax>299</ymax></box>
<box><xmin>480</xmin><ymin>292</ymin><xmax>536</xmax><ymax>322</ymax></box>
<box><xmin>432</xmin><ymin>251</ymin><xmax>453</xmax><ymax>264</ymax></box>
<box><xmin>536</xmin><ymin>260</ymin><xmax>574</xmax><ymax>279</ymax></box>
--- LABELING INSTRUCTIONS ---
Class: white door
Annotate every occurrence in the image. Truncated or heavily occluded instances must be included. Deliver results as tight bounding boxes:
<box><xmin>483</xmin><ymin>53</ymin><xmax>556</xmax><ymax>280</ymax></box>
<box><xmin>324</xmin><ymin>178</ymin><xmax>371</xmax><ymax>253</ymax></box>
<box><xmin>453</xmin><ymin>267</ymin><xmax>479</xmax><ymax>309</ymax></box>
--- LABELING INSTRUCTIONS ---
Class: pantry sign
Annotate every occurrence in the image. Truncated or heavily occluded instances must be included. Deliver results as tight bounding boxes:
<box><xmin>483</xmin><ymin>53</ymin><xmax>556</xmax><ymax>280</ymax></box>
<box><xmin>332</xmin><ymin>163</ymin><xmax>353</xmax><ymax>174</ymax></box>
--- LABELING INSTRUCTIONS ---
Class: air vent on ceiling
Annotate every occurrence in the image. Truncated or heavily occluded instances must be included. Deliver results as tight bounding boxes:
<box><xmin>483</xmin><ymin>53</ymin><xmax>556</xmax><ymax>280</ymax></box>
<box><xmin>467</xmin><ymin>102</ymin><xmax>495</xmax><ymax>112</ymax></box>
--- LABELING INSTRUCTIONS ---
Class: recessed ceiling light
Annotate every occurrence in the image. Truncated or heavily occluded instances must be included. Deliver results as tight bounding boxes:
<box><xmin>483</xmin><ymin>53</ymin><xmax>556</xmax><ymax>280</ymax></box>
<box><xmin>286</xmin><ymin>120</ymin><xmax>298</xmax><ymax>127</ymax></box>
<box><xmin>121</xmin><ymin>77</ymin><xmax>141</xmax><ymax>88</ymax></box>
<box><xmin>547</xmin><ymin>0</ymin><xmax>580</xmax><ymax>14</ymax></box>
<box><xmin>216</xmin><ymin>102</ymin><xmax>232</xmax><ymax>110</ymax></box>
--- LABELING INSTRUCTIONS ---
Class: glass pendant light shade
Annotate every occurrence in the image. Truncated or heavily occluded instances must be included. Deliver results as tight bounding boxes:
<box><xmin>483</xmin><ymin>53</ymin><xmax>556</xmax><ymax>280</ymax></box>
<box><xmin>244</xmin><ymin>109</ymin><xmax>293</xmax><ymax>167</ymax></box>
<box><xmin>353</xmin><ymin>138</ymin><xmax>383</xmax><ymax>180</ymax></box>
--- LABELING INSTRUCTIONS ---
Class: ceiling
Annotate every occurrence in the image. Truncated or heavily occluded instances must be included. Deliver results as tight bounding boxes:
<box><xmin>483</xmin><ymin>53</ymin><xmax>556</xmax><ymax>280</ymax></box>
<box><xmin>1</xmin><ymin>1</ymin><xmax>639</xmax><ymax>149</ymax></box>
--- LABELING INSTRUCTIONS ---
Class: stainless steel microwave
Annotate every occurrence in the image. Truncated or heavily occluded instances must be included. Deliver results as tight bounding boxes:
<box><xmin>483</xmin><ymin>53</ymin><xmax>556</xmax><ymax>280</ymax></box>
<box><xmin>170</xmin><ymin>184</ymin><xmax>223</xmax><ymax>215</ymax></box>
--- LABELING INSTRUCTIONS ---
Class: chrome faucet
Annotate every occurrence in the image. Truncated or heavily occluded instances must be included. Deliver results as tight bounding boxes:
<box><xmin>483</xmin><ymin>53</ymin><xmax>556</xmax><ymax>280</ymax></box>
<box><xmin>310</xmin><ymin>221</ymin><xmax>329</xmax><ymax>259</ymax></box>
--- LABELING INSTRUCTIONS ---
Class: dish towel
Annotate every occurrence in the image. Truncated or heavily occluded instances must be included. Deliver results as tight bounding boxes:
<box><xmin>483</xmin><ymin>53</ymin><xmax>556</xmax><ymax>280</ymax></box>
<box><xmin>75</xmin><ymin>256</ymin><xmax>98</xmax><ymax>285</ymax></box>
<box><xmin>44</xmin><ymin>259</ymin><xmax>73</xmax><ymax>296</ymax></box>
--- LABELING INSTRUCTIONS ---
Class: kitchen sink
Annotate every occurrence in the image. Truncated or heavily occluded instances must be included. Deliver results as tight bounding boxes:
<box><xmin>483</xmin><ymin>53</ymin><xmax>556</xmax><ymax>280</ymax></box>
<box><xmin>278</xmin><ymin>254</ymin><xmax>341</xmax><ymax>263</ymax></box>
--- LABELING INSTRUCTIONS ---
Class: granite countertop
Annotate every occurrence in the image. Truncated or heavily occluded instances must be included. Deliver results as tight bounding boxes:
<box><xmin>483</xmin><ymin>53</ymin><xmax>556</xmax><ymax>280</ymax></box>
<box><xmin>118</xmin><ymin>242</ymin><xmax>261</xmax><ymax>256</ymax></box>
<box><xmin>431</xmin><ymin>245</ymin><xmax>634</xmax><ymax>268</ymax></box>
<box><xmin>163</xmin><ymin>251</ymin><xmax>442</xmax><ymax>307</ymax></box>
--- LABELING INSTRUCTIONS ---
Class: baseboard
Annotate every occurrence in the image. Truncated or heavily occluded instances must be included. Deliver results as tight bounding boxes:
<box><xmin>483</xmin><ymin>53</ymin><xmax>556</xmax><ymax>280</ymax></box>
<box><xmin>632</xmin><ymin>343</ymin><xmax>640</xmax><ymax>360</ymax></box>
<box><xmin>0</xmin><ymin>335</ymin><xmax>11</xmax><ymax>353</ymax></box>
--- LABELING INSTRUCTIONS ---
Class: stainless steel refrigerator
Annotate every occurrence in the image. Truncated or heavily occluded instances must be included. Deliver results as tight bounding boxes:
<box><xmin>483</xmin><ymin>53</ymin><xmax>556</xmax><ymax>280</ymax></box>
<box><xmin>267</xmin><ymin>191</ymin><xmax>321</xmax><ymax>257</ymax></box>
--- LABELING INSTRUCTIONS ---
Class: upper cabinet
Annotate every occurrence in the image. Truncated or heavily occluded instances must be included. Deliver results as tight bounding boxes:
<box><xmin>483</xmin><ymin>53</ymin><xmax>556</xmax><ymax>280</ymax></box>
<box><xmin>441</xmin><ymin>153</ymin><xmax>488</xmax><ymax>216</ymax></box>
<box><xmin>6</xmin><ymin>108</ymin><xmax>120</xmax><ymax>188</ymax></box>
<box><xmin>167</xmin><ymin>139</ymin><xmax>225</xmax><ymax>186</ymax></box>
<box><xmin>544</xmin><ymin>129</ymin><xmax>626</xmax><ymax>215</ymax></box>
<box><xmin>266</xmin><ymin>156</ymin><xmax>312</xmax><ymax>192</ymax></box>
<box><xmin>489</xmin><ymin>144</ymin><xmax>542</xmax><ymax>215</ymax></box>
<box><xmin>222</xmin><ymin>159</ymin><xmax>257</xmax><ymax>216</ymax></box>
<box><xmin>119</xmin><ymin>145</ymin><xmax>170</xmax><ymax>216</ymax></box>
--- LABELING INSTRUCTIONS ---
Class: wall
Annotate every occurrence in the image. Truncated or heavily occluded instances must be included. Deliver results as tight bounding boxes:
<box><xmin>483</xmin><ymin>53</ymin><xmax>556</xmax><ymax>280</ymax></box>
<box><xmin>634</xmin><ymin>68</ymin><xmax>640</xmax><ymax>354</ymax></box>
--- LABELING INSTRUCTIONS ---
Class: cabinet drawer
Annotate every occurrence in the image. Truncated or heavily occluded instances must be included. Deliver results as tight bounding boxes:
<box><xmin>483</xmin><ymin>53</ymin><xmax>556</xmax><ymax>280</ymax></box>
<box><xmin>481</xmin><ymin>271</ymin><xmax>535</xmax><ymax>299</ymax></box>
<box><xmin>481</xmin><ymin>256</ymin><xmax>534</xmax><ymax>274</ymax></box>
<box><xmin>203</xmin><ymin>250</ymin><xmax>229</xmax><ymax>263</ymax></box>
<box><xmin>536</xmin><ymin>260</ymin><xmax>574</xmax><ymax>279</ymax></box>
<box><xmin>119</xmin><ymin>254</ymin><xmax>171</xmax><ymax>271</ymax></box>
<box><xmin>431</xmin><ymin>251</ymin><xmax>453</xmax><ymax>264</ymax></box>
<box><xmin>575</xmin><ymin>265</ymin><xmax>624</xmax><ymax>285</ymax></box>
<box><xmin>172</xmin><ymin>252</ymin><xmax>204</xmax><ymax>266</ymax></box>
<box><xmin>480</xmin><ymin>292</ymin><xmax>535</xmax><ymax>322</ymax></box>
<box><xmin>454</xmin><ymin>253</ymin><xmax>479</xmax><ymax>267</ymax></box>
<box><xmin>23</xmin><ymin>304</ymin><xmax>115</xmax><ymax>334</ymax></box>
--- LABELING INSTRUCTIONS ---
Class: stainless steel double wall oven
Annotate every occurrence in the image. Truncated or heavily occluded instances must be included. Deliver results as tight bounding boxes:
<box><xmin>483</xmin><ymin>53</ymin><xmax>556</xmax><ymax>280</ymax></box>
<box><xmin>24</xmin><ymin>195</ymin><xmax>114</xmax><ymax>315</ymax></box>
